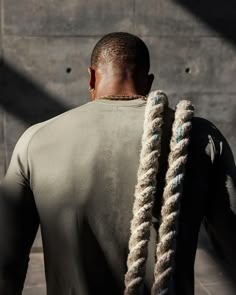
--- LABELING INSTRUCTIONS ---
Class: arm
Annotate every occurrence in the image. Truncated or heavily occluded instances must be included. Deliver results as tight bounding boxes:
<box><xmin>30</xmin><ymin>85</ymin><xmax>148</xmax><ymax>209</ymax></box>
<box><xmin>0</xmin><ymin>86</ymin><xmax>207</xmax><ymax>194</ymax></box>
<box><xmin>204</xmin><ymin>129</ymin><xmax>236</xmax><ymax>272</ymax></box>
<box><xmin>0</xmin><ymin>128</ymin><xmax>39</xmax><ymax>294</ymax></box>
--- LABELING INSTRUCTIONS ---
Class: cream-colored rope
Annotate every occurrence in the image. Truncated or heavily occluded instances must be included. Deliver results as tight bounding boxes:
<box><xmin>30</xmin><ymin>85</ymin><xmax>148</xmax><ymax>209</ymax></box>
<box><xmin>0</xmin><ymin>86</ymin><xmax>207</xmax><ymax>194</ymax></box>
<box><xmin>124</xmin><ymin>90</ymin><xmax>168</xmax><ymax>295</ymax></box>
<box><xmin>152</xmin><ymin>100</ymin><xmax>194</xmax><ymax>295</ymax></box>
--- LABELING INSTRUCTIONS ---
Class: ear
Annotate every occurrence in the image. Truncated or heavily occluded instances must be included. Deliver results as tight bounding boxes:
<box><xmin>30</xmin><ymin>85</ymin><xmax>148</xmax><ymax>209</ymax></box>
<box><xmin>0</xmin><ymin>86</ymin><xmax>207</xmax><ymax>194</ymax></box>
<box><xmin>146</xmin><ymin>73</ymin><xmax>154</xmax><ymax>94</ymax></box>
<box><xmin>88</xmin><ymin>67</ymin><xmax>96</xmax><ymax>100</ymax></box>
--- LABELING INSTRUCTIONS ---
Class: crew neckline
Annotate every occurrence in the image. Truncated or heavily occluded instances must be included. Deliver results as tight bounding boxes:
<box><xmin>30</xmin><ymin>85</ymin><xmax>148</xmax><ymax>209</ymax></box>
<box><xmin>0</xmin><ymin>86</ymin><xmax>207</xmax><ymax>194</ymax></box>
<box><xmin>92</xmin><ymin>98</ymin><xmax>147</xmax><ymax>107</ymax></box>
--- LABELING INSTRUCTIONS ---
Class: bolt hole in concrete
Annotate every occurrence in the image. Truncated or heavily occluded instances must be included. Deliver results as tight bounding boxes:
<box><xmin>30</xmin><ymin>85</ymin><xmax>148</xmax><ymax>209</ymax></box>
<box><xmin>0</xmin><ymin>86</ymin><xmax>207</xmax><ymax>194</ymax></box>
<box><xmin>66</xmin><ymin>68</ymin><xmax>72</xmax><ymax>74</ymax></box>
<box><xmin>185</xmin><ymin>67</ymin><xmax>191</xmax><ymax>74</ymax></box>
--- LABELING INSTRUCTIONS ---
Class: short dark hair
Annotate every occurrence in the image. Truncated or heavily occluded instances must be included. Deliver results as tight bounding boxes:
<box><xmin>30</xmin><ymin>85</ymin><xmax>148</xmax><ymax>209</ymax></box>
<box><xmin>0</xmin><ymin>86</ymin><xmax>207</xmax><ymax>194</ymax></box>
<box><xmin>91</xmin><ymin>32</ymin><xmax>150</xmax><ymax>73</ymax></box>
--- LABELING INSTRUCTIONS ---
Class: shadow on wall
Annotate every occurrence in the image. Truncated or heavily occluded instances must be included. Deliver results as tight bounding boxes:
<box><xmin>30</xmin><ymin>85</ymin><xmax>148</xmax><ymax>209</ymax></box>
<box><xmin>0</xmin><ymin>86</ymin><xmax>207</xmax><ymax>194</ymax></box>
<box><xmin>175</xmin><ymin>0</ymin><xmax>236</xmax><ymax>44</ymax></box>
<box><xmin>1</xmin><ymin>61</ymin><xmax>69</xmax><ymax>125</ymax></box>
<box><xmin>174</xmin><ymin>2</ymin><xmax>236</xmax><ymax>285</ymax></box>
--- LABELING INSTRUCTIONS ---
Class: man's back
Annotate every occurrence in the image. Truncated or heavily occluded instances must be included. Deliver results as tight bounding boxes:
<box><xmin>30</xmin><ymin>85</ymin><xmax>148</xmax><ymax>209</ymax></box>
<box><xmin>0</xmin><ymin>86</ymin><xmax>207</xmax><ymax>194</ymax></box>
<box><xmin>2</xmin><ymin>97</ymin><xmax>235</xmax><ymax>295</ymax></box>
<box><xmin>2</xmin><ymin>98</ymin><xmax>151</xmax><ymax>294</ymax></box>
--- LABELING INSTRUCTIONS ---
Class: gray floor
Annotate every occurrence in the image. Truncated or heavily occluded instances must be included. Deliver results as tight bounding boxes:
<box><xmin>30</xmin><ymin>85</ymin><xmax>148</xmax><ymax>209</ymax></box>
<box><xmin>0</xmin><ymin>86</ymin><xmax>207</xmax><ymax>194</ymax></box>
<box><xmin>23</xmin><ymin>228</ymin><xmax>236</xmax><ymax>295</ymax></box>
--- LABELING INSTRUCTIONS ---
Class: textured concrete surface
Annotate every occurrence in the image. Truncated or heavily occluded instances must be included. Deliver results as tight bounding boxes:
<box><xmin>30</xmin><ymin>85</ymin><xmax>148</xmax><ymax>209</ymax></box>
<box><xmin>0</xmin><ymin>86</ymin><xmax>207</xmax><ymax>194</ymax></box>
<box><xmin>4</xmin><ymin>0</ymin><xmax>134</xmax><ymax>36</ymax></box>
<box><xmin>3</xmin><ymin>36</ymin><xmax>93</xmax><ymax>108</ymax></box>
<box><xmin>135</xmin><ymin>0</ymin><xmax>236</xmax><ymax>38</ymax></box>
<box><xmin>148</xmin><ymin>37</ymin><xmax>236</xmax><ymax>93</ymax></box>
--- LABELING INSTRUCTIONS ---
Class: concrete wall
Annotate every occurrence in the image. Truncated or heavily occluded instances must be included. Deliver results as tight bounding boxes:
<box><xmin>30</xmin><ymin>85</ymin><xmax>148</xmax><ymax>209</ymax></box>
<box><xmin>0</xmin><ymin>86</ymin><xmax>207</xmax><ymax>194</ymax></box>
<box><xmin>0</xmin><ymin>0</ymin><xmax>236</xmax><ymax>282</ymax></box>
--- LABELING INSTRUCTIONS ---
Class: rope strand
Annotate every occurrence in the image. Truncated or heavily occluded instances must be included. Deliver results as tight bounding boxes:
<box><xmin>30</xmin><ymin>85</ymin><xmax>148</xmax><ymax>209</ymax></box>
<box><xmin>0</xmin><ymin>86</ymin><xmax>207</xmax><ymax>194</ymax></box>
<box><xmin>124</xmin><ymin>91</ymin><xmax>168</xmax><ymax>295</ymax></box>
<box><xmin>152</xmin><ymin>100</ymin><xmax>194</xmax><ymax>295</ymax></box>
<box><xmin>124</xmin><ymin>91</ymin><xmax>194</xmax><ymax>295</ymax></box>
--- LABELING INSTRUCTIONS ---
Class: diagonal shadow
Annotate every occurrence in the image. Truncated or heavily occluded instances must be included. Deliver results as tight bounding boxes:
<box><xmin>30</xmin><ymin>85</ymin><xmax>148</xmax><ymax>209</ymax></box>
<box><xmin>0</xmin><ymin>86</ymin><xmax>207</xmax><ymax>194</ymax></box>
<box><xmin>1</xmin><ymin>61</ymin><xmax>70</xmax><ymax>125</ymax></box>
<box><xmin>174</xmin><ymin>0</ymin><xmax>236</xmax><ymax>45</ymax></box>
<box><xmin>173</xmin><ymin>1</ymin><xmax>236</xmax><ymax>289</ymax></box>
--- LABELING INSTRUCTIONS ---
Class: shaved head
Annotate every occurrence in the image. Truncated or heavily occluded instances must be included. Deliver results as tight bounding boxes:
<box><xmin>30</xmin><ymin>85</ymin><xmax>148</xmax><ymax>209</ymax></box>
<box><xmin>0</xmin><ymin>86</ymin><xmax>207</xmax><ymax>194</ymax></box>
<box><xmin>91</xmin><ymin>32</ymin><xmax>150</xmax><ymax>74</ymax></box>
<box><xmin>88</xmin><ymin>32</ymin><xmax>154</xmax><ymax>100</ymax></box>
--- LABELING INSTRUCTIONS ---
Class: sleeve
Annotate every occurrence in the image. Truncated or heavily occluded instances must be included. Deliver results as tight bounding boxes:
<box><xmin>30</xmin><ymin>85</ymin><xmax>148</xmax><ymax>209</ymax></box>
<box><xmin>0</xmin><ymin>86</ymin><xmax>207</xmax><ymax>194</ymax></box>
<box><xmin>0</xmin><ymin>126</ymin><xmax>40</xmax><ymax>294</ymax></box>
<box><xmin>204</xmin><ymin>128</ymin><xmax>236</xmax><ymax>273</ymax></box>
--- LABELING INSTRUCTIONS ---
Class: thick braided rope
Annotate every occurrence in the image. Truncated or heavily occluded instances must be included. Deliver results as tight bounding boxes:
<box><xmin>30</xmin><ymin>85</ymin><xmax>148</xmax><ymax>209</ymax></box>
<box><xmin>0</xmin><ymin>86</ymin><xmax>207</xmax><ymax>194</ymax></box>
<box><xmin>151</xmin><ymin>100</ymin><xmax>194</xmax><ymax>295</ymax></box>
<box><xmin>124</xmin><ymin>90</ymin><xmax>168</xmax><ymax>295</ymax></box>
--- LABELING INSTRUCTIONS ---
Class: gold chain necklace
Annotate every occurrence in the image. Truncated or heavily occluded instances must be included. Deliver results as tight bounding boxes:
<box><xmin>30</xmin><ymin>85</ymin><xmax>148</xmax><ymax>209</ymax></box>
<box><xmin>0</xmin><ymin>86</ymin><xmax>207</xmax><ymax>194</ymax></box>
<box><xmin>95</xmin><ymin>94</ymin><xmax>147</xmax><ymax>101</ymax></box>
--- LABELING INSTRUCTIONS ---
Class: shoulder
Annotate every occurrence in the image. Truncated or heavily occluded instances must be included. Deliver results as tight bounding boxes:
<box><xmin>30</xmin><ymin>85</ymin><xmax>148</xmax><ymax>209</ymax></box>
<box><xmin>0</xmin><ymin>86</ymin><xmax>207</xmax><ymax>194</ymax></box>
<box><xmin>19</xmin><ymin>101</ymin><xmax>94</xmax><ymax>146</ymax></box>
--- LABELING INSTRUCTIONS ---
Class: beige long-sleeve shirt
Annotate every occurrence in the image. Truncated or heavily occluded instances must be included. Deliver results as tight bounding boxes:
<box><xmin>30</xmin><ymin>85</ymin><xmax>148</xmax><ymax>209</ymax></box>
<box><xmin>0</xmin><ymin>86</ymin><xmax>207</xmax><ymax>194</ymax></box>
<box><xmin>0</xmin><ymin>98</ymin><xmax>236</xmax><ymax>295</ymax></box>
